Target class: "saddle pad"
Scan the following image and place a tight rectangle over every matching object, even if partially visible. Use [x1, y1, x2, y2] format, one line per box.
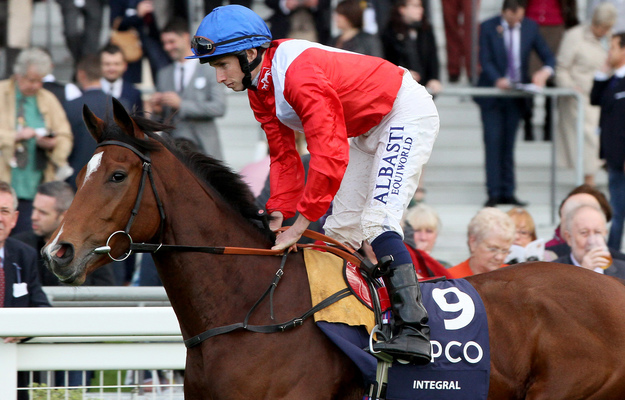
[304, 249, 376, 333]
[386, 278, 490, 400]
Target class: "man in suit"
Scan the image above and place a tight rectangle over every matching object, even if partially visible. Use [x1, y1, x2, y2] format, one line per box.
[591, 32, 625, 252]
[12, 181, 113, 387]
[0, 180, 50, 398]
[555, 204, 625, 279]
[99, 44, 143, 113]
[475, 0, 555, 207]
[65, 54, 111, 190]
[13, 181, 116, 286]
[0, 180, 49, 316]
[148, 18, 226, 159]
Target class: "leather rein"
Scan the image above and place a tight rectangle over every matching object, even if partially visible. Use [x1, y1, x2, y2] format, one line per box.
[92, 139, 367, 348]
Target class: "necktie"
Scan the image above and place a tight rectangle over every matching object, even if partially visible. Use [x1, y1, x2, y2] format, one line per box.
[610, 75, 621, 89]
[507, 27, 517, 83]
[0, 257, 5, 307]
[179, 66, 185, 93]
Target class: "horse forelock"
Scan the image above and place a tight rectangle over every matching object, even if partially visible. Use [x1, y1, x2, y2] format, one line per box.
[96, 114, 275, 242]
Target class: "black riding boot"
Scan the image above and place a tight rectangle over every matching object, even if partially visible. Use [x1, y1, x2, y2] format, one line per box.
[374, 263, 431, 364]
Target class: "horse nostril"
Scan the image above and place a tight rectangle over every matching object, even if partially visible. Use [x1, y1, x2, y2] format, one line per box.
[53, 242, 75, 268]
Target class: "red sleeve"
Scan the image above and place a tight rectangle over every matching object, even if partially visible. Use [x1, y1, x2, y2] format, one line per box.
[283, 62, 350, 222]
[248, 91, 305, 220]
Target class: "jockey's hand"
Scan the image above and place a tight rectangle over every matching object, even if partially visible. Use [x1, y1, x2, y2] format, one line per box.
[269, 211, 284, 232]
[272, 214, 311, 252]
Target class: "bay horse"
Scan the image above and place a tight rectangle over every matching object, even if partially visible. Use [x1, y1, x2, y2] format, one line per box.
[43, 99, 625, 399]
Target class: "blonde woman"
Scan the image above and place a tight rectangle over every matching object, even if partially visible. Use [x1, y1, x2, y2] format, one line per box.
[448, 207, 515, 278]
[403, 203, 450, 267]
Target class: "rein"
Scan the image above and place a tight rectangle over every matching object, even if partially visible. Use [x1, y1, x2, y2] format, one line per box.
[92, 139, 369, 348]
[93, 140, 362, 264]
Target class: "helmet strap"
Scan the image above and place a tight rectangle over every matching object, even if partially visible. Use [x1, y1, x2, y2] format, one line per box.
[236, 48, 266, 90]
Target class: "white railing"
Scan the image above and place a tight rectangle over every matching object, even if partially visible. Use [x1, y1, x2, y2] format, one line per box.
[0, 307, 186, 399]
[42, 286, 171, 307]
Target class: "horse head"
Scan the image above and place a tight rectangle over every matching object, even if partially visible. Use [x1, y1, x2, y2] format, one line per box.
[42, 99, 163, 284]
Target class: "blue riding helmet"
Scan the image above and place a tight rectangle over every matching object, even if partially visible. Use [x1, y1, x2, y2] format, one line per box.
[187, 5, 272, 63]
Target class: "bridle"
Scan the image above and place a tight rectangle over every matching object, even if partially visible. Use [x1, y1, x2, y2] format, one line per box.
[92, 140, 166, 261]
[91, 139, 289, 260]
[91, 139, 359, 261]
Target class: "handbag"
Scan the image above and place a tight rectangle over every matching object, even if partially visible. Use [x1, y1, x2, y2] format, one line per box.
[110, 17, 143, 63]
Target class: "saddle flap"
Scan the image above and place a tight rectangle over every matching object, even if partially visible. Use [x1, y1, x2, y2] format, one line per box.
[344, 260, 391, 312]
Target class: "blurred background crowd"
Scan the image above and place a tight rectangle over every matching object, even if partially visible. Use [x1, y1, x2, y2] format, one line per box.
[0, 0, 624, 292]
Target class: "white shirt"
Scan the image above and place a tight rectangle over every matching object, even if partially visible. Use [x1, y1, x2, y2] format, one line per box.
[100, 78, 124, 99]
[43, 74, 82, 101]
[174, 61, 197, 93]
[594, 63, 625, 81]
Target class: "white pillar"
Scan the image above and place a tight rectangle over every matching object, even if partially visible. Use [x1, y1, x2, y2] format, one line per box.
[0, 342, 18, 400]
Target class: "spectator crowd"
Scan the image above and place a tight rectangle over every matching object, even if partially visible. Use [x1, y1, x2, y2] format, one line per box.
[2, 0, 625, 393]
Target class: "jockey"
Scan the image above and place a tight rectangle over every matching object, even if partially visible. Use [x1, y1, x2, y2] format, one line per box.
[189, 5, 439, 364]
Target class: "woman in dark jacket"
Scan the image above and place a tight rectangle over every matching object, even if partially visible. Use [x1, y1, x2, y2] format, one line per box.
[382, 0, 442, 94]
[330, 0, 383, 57]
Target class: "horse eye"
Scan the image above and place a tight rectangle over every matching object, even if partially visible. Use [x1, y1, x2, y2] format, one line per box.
[111, 172, 127, 182]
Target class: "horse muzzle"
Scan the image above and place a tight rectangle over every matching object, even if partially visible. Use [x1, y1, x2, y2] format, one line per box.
[42, 241, 82, 284]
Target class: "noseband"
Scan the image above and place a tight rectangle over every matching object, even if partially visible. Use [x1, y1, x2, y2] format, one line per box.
[93, 140, 166, 261]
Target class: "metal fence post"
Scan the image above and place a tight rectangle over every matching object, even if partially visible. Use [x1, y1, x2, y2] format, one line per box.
[550, 92, 557, 224]
[574, 91, 585, 186]
[0, 342, 18, 400]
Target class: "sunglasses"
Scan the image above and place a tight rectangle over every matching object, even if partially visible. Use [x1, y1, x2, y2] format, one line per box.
[191, 36, 216, 56]
[190, 34, 272, 57]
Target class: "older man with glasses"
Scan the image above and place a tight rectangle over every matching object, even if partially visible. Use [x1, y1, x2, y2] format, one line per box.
[554, 204, 625, 278]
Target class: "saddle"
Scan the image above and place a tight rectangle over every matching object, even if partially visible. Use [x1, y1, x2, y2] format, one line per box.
[297, 232, 490, 400]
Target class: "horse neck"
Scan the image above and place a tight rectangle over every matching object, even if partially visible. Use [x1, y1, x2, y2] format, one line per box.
[150, 157, 293, 338]
[151, 150, 269, 248]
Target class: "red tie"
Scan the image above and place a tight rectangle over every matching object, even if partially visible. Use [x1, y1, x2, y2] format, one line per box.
[0, 257, 4, 307]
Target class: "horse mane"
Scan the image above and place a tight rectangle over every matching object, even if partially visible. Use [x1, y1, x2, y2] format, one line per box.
[99, 115, 275, 242]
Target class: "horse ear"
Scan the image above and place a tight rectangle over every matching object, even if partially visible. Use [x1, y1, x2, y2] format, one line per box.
[112, 97, 142, 139]
[82, 104, 104, 142]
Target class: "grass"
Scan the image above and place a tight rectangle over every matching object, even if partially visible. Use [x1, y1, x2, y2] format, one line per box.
[88, 370, 134, 393]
